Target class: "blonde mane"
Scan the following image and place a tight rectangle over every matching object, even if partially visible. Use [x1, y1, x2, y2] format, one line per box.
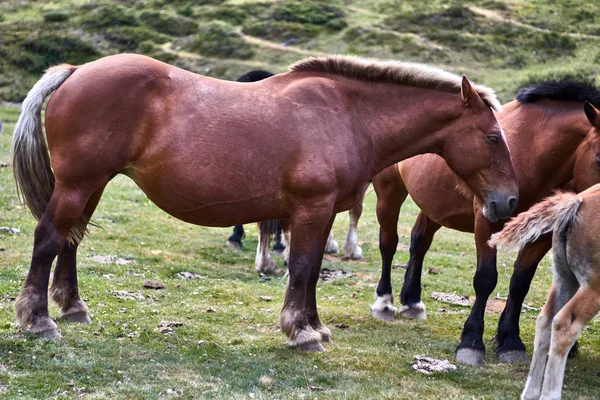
[289, 55, 502, 111]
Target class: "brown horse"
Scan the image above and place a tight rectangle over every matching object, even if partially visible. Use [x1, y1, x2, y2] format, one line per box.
[11, 54, 518, 350]
[371, 82, 600, 364]
[490, 182, 600, 400]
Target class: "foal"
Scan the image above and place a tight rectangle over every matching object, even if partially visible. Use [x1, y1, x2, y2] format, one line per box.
[12, 54, 517, 350]
[490, 180, 600, 400]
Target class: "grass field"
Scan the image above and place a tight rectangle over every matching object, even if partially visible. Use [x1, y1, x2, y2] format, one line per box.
[2, 0, 600, 398]
[3, 104, 600, 399]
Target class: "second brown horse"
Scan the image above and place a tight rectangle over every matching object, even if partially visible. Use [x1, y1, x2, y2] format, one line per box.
[372, 81, 600, 364]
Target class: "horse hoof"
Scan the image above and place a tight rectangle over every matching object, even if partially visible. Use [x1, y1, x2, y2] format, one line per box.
[455, 348, 485, 366]
[226, 240, 242, 251]
[497, 350, 529, 364]
[371, 306, 396, 321]
[398, 302, 426, 320]
[344, 246, 363, 260]
[37, 328, 62, 340]
[325, 239, 339, 254]
[29, 317, 61, 339]
[298, 341, 326, 352]
[61, 310, 91, 323]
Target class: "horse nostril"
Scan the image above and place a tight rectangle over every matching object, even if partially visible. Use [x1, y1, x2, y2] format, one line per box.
[508, 196, 518, 213]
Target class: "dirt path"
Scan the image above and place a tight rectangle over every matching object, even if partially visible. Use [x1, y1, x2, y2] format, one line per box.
[241, 34, 329, 57]
[469, 6, 599, 40]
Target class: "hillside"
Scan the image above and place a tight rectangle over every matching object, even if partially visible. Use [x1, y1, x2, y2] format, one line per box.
[0, 0, 599, 103]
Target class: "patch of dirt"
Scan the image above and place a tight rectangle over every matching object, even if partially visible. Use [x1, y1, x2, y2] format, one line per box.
[90, 255, 133, 265]
[430, 292, 470, 307]
[412, 355, 457, 374]
[175, 271, 205, 280]
[143, 280, 165, 290]
[111, 290, 145, 301]
[320, 268, 354, 282]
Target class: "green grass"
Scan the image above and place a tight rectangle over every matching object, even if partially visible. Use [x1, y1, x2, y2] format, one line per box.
[1, 0, 600, 397]
[2, 100, 600, 399]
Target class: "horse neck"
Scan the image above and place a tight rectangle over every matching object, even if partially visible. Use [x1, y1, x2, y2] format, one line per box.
[504, 101, 589, 190]
[344, 80, 462, 176]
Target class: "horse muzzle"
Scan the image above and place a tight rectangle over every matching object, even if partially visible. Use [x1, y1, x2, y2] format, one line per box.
[482, 192, 518, 223]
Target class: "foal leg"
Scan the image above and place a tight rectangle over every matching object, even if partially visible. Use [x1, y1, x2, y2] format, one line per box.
[50, 186, 106, 323]
[541, 286, 600, 400]
[496, 236, 551, 363]
[280, 206, 333, 351]
[399, 211, 440, 320]
[371, 166, 408, 321]
[280, 219, 291, 266]
[521, 284, 557, 400]
[343, 201, 364, 260]
[254, 221, 276, 274]
[456, 215, 499, 366]
[272, 221, 285, 254]
[15, 185, 92, 338]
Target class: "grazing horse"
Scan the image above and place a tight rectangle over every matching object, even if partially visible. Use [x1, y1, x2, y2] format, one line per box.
[11, 54, 518, 350]
[490, 181, 600, 400]
[371, 82, 600, 365]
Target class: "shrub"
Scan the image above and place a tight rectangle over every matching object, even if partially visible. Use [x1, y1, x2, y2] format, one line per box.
[187, 21, 254, 59]
[139, 10, 198, 36]
[197, 5, 248, 25]
[103, 26, 171, 52]
[9, 34, 99, 74]
[82, 4, 138, 29]
[270, 1, 344, 25]
[43, 10, 70, 22]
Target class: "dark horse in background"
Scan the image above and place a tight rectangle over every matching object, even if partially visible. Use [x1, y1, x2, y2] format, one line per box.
[11, 54, 518, 351]
[371, 81, 600, 365]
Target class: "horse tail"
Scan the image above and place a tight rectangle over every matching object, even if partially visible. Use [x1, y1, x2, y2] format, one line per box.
[11, 64, 78, 226]
[489, 191, 582, 251]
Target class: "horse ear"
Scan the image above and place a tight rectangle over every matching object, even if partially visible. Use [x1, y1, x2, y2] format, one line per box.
[584, 101, 600, 129]
[461, 75, 472, 104]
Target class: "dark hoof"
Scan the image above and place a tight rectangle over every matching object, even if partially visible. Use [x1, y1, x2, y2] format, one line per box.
[61, 310, 92, 323]
[298, 341, 326, 352]
[456, 348, 485, 366]
[226, 240, 242, 250]
[497, 350, 529, 364]
[272, 244, 285, 254]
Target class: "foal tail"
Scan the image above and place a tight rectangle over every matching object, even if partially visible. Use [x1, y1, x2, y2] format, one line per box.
[11, 64, 78, 227]
[489, 192, 582, 251]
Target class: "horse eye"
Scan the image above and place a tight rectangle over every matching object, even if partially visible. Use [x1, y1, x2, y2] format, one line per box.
[595, 157, 600, 166]
[486, 135, 499, 145]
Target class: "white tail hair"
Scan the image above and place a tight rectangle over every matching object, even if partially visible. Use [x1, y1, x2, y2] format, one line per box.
[489, 192, 582, 251]
[11, 64, 80, 241]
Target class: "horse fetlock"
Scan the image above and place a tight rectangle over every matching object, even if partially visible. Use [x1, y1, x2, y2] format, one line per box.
[14, 287, 43, 328]
[324, 238, 339, 254]
[399, 301, 426, 320]
[314, 324, 331, 342]
[255, 257, 276, 274]
[455, 347, 485, 366]
[371, 294, 397, 321]
[226, 239, 243, 251]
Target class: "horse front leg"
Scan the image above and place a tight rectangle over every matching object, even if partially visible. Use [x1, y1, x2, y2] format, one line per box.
[280, 206, 333, 351]
[306, 216, 336, 342]
[255, 221, 276, 274]
[496, 235, 551, 363]
[456, 214, 500, 366]
[15, 186, 92, 338]
[399, 211, 440, 320]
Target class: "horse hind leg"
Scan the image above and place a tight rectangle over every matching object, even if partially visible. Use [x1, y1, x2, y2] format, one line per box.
[49, 185, 106, 323]
[254, 221, 276, 274]
[343, 201, 364, 260]
[15, 184, 95, 338]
